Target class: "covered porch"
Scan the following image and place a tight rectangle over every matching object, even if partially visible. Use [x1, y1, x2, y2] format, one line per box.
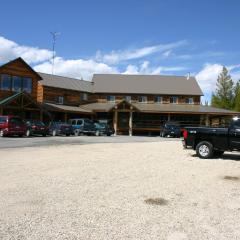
[0, 92, 51, 121]
[81, 100, 239, 136]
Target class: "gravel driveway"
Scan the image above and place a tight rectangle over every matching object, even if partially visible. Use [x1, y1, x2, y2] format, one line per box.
[0, 141, 240, 239]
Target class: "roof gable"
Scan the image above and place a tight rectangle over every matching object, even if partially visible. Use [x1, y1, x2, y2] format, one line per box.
[93, 74, 203, 96]
[0, 58, 42, 80]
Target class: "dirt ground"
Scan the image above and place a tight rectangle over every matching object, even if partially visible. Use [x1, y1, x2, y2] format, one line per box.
[0, 141, 240, 240]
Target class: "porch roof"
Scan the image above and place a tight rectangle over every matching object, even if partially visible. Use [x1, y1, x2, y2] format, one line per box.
[43, 103, 93, 114]
[80, 101, 240, 115]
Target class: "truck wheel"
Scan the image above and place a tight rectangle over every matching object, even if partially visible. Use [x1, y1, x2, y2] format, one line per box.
[214, 150, 224, 157]
[196, 141, 213, 159]
[74, 129, 79, 136]
[25, 129, 31, 137]
[0, 130, 4, 137]
[95, 130, 100, 136]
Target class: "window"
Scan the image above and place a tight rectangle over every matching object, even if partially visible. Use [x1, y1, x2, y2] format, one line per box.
[123, 96, 131, 102]
[77, 120, 83, 125]
[82, 93, 88, 101]
[185, 97, 194, 104]
[154, 96, 162, 103]
[138, 96, 147, 103]
[170, 96, 178, 104]
[57, 96, 64, 104]
[22, 77, 32, 93]
[1, 74, 11, 90]
[106, 96, 115, 102]
[12, 76, 22, 92]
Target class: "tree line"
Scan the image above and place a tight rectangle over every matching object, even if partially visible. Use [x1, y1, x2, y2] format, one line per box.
[211, 66, 240, 111]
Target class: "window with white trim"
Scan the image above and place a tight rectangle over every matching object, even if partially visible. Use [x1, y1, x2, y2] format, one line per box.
[185, 97, 194, 104]
[106, 95, 115, 102]
[123, 96, 131, 102]
[138, 96, 147, 103]
[154, 96, 162, 103]
[170, 96, 178, 104]
[57, 96, 64, 104]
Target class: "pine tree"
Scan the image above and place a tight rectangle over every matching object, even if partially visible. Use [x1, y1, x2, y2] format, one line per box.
[233, 80, 240, 111]
[211, 66, 234, 109]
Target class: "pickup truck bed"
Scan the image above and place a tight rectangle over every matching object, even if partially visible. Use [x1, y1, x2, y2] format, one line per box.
[183, 118, 240, 158]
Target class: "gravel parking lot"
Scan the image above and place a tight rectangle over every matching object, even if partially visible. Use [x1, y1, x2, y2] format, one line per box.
[0, 139, 240, 240]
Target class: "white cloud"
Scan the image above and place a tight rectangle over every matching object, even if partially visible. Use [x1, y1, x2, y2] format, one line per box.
[0, 35, 188, 80]
[0, 36, 52, 64]
[34, 57, 117, 80]
[195, 63, 240, 97]
[96, 40, 188, 64]
[195, 63, 223, 94]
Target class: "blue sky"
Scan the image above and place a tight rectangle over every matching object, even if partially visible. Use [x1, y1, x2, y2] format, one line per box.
[1, 0, 240, 102]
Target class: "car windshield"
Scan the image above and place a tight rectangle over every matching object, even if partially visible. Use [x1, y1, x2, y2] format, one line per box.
[0, 117, 7, 123]
[34, 121, 45, 126]
[167, 124, 180, 129]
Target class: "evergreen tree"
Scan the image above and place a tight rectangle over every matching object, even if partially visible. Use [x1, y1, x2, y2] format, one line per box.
[211, 66, 234, 109]
[233, 80, 240, 111]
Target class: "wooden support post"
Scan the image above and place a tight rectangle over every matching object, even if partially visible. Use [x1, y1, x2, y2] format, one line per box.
[129, 111, 133, 136]
[64, 113, 68, 122]
[205, 114, 210, 126]
[40, 110, 43, 121]
[114, 110, 118, 136]
[168, 113, 171, 121]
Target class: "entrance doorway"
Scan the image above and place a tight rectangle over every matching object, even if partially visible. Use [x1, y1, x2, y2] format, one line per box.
[117, 112, 130, 134]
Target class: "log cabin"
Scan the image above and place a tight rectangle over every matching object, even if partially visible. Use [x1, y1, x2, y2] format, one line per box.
[0, 57, 239, 135]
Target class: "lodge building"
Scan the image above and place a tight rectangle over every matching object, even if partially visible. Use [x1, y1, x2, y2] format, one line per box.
[0, 58, 239, 135]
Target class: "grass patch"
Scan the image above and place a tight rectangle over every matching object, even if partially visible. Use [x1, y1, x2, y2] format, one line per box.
[223, 176, 239, 181]
[144, 198, 168, 206]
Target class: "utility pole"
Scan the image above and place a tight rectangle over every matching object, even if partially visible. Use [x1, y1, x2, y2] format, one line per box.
[50, 32, 60, 75]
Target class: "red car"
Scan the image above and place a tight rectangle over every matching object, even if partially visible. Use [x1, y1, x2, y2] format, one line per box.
[0, 115, 27, 137]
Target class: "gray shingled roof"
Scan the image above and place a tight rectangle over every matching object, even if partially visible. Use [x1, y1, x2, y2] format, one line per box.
[92, 74, 203, 95]
[44, 103, 92, 114]
[38, 72, 93, 92]
[80, 101, 239, 115]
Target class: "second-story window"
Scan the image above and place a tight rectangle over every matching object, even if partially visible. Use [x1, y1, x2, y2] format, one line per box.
[1, 74, 11, 91]
[57, 96, 64, 104]
[139, 96, 147, 103]
[123, 96, 131, 102]
[82, 93, 88, 101]
[185, 97, 194, 104]
[22, 77, 32, 93]
[106, 96, 115, 102]
[12, 76, 22, 92]
[170, 96, 178, 104]
[154, 96, 162, 103]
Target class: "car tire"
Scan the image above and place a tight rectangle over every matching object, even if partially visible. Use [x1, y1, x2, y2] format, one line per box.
[42, 134, 47, 137]
[95, 130, 100, 136]
[25, 129, 31, 137]
[214, 150, 224, 157]
[52, 130, 57, 137]
[66, 133, 70, 136]
[0, 130, 4, 137]
[74, 129, 79, 136]
[196, 141, 214, 159]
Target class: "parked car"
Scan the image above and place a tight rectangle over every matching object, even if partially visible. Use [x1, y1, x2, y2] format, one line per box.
[183, 117, 240, 159]
[68, 118, 96, 136]
[94, 122, 114, 136]
[160, 122, 181, 138]
[48, 122, 73, 136]
[0, 115, 27, 137]
[25, 120, 48, 137]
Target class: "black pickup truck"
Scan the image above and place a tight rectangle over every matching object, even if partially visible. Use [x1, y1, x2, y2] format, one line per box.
[183, 117, 240, 159]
